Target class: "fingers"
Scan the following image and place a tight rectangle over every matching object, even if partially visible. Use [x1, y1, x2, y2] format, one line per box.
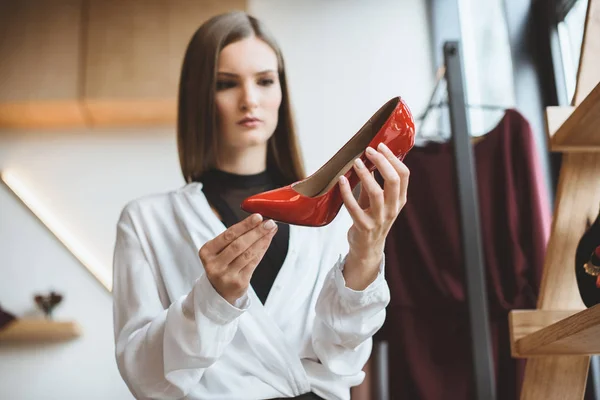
[237, 228, 278, 279]
[216, 217, 278, 268]
[202, 213, 263, 256]
[198, 215, 278, 305]
[342, 143, 411, 230]
[376, 142, 410, 211]
[353, 154, 385, 217]
[365, 146, 401, 216]
[339, 174, 370, 228]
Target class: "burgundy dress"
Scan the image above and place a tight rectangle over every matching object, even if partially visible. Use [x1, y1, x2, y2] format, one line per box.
[376, 109, 551, 399]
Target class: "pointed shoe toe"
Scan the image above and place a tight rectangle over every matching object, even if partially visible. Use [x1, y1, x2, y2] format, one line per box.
[241, 96, 415, 227]
[241, 184, 344, 227]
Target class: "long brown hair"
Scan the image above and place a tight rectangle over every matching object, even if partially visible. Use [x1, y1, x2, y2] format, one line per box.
[177, 11, 305, 185]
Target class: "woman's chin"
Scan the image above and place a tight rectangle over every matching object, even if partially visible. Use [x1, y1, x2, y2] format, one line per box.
[235, 129, 273, 146]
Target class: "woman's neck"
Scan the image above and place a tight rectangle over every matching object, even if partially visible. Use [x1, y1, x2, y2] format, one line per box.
[216, 143, 268, 175]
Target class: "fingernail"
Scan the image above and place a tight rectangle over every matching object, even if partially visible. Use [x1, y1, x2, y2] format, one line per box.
[251, 214, 262, 224]
[366, 147, 376, 155]
[339, 175, 347, 185]
[263, 219, 276, 230]
[354, 158, 365, 169]
[378, 142, 390, 152]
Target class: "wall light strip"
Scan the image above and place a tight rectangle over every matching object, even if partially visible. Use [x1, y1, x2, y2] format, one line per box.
[1, 169, 112, 292]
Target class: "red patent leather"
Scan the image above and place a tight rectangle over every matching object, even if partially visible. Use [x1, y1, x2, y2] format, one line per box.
[241, 97, 415, 227]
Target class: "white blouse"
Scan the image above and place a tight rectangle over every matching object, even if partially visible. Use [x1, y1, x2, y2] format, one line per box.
[112, 182, 390, 400]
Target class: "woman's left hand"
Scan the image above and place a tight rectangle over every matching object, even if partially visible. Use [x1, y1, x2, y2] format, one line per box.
[338, 142, 410, 291]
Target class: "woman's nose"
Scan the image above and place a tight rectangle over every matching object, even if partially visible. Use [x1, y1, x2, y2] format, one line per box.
[240, 84, 259, 111]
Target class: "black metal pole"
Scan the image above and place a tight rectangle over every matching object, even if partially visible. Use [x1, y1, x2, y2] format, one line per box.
[444, 40, 497, 400]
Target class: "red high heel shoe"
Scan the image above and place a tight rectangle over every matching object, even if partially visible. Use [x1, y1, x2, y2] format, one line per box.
[241, 96, 415, 227]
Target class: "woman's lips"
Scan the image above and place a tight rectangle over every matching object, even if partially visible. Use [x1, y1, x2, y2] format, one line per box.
[238, 118, 262, 128]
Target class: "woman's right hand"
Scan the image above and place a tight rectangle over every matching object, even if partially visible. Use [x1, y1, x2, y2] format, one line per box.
[198, 213, 278, 305]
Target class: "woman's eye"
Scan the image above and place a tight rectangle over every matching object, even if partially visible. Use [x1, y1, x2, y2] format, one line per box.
[216, 80, 236, 90]
[259, 78, 275, 86]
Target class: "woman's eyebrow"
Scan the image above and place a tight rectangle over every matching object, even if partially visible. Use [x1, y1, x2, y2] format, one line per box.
[217, 69, 277, 77]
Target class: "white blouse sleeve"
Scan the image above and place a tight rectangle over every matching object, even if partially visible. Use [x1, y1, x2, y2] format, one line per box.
[112, 205, 248, 399]
[311, 210, 390, 377]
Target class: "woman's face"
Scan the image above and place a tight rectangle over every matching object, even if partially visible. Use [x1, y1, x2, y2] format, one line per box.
[215, 36, 282, 152]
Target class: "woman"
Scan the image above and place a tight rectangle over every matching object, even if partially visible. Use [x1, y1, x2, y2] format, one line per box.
[112, 11, 410, 400]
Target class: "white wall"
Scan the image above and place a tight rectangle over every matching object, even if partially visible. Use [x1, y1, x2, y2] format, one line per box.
[0, 175, 134, 400]
[0, 1, 433, 398]
[0, 130, 179, 400]
[249, 0, 434, 173]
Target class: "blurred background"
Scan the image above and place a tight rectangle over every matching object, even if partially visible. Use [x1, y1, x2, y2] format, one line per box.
[0, 0, 590, 399]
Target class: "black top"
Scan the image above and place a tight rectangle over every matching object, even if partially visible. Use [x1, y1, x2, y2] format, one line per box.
[200, 168, 289, 305]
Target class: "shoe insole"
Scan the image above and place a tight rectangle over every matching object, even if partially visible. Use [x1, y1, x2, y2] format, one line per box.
[292, 97, 398, 199]
[316, 154, 361, 196]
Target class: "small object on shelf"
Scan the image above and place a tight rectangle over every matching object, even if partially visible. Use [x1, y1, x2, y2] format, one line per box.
[34, 291, 63, 319]
[575, 206, 600, 308]
[582, 246, 600, 287]
[0, 305, 16, 330]
[0, 319, 81, 342]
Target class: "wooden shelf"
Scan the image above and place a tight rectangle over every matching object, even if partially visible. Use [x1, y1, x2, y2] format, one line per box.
[0, 319, 81, 342]
[0, 101, 88, 130]
[545, 81, 600, 152]
[545, 106, 574, 146]
[84, 98, 176, 127]
[0, 98, 176, 130]
[509, 306, 600, 358]
[514, 1, 600, 398]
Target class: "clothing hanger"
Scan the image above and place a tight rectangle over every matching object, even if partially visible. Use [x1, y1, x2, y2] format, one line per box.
[424, 101, 507, 113]
[416, 64, 507, 143]
[416, 65, 446, 125]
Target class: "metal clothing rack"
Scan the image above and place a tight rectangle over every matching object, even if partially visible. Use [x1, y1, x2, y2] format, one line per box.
[373, 41, 497, 400]
[444, 40, 497, 400]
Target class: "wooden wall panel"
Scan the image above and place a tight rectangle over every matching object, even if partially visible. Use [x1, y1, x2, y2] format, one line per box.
[83, 0, 246, 100]
[84, 0, 173, 100]
[0, 0, 82, 101]
[0, 0, 85, 127]
[0, 0, 246, 129]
